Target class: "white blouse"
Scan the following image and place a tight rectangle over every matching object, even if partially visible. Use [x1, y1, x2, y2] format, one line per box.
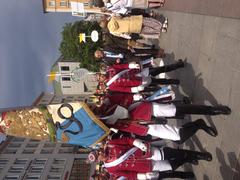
[106, 0, 133, 14]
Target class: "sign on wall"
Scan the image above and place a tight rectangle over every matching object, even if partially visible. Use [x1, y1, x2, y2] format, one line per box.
[79, 30, 99, 43]
[71, 2, 85, 17]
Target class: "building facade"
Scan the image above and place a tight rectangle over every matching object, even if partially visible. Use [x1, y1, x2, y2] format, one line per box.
[0, 91, 97, 180]
[49, 57, 98, 96]
[58, 61, 98, 95]
[33, 92, 99, 106]
[43, 0, 87, 12]
[0, 136, 93, 180]
[42, 0, 103, 14]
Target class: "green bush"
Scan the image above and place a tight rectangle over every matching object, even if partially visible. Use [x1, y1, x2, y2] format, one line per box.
[59, 21, 103, 72]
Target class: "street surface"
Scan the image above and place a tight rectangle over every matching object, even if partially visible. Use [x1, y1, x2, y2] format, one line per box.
[161, 0, 240, 19]
[157, 9, 240, 180]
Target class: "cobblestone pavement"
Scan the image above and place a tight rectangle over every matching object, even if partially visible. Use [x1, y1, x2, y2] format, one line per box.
[157, 10, 240, 180]
[161, 0, 240, 19]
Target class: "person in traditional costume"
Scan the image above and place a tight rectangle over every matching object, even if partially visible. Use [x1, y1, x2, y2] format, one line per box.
[89, 87, 230, 143]
[93, 84, 177, 115]
[103, 31, 155, 51]
[128, 101, 231, 121]
[94, 44, 165, 65]
[91, 94, 231, 122]
[103, 0, 165, 15]
[100, 15, 167, 39]
[90, 98, 223, 143]
[108, 118, 219, 143]
[96, 60, 184, 93]
[88, 137, 212, 180]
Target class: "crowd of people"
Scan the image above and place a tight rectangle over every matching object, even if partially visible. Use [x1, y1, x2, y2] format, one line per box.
[82, 1, 232, 179]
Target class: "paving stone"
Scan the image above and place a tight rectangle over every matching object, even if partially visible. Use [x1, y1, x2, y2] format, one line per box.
[158, 10, 240, 180]
[161, 0, 240, 19]
[208, 61, 233, 104]
[218, 18, 240, 40]
[199, 17, 220, 56]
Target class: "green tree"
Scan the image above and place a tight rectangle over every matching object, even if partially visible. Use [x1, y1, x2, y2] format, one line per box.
[59, 21, 103, 72]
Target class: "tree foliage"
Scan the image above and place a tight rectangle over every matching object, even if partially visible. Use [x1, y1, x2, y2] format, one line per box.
[59, 21, 103, 72]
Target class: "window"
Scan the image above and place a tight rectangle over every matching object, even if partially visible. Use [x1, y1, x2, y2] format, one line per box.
[60, 1, 67, 7]
[63, 96, 74, 103]
[43, 143, 56, 148]
[22, 149, 35, 154]
[62, 77, 71, 81]
[69, 159, 90, 179]
[3, 149, 17, 154]
[47, 175, 61, 180]
[8, 166, 24, 173]
[60, 66, 69, 71]
[12, 137, 25, 142]
[76, 96, 85, 101]
[8, 143, 21, 148]
[67, 96, 74, 100]
[29, 139, 40, 142]
[0, 166, 3, 173]
[0, 159, 8, 165]
[60, 143, 73, 148]
[29, 166, 44, 173]
[52, 159, 66, 165]
[4, 175, 19, 180]
[14, 159, 28, 165]
[25, 175, 41, 180]
[58, 148, 73, 154]
[63, 86, 71, 88]
[32, 158, 47, 165]
[49, 1, 55, 7]
[88, 97, 96, 103]
[26, 143, 38, 148]
[49, 166, 64, 173]
[40, 149, 54, 154]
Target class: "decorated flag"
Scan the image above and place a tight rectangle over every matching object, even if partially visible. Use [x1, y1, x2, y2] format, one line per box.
[0, 102, 110, 148]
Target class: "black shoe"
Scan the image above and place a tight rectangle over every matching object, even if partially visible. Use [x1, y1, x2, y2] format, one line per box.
[186, 151, 212, 162]
[196, 119, 218, 137]
[181, 172, 195, 179]
[158, 171, 195, 179]
[171, 79, 180, 85]
[183, 96, 192, 104]
[215, 105, 231, 115]
[177, 59, 185, 68]
[195, 152, 212, 161]
[153, 117, 167, 124]
[173, 171, 195, 179]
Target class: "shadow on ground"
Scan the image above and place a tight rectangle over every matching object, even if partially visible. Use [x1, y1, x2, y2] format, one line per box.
[216, 147, 240, 180]
[162, 52, 222, 179]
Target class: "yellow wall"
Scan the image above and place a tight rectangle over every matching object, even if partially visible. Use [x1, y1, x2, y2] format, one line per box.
[43, 0, 101, 12]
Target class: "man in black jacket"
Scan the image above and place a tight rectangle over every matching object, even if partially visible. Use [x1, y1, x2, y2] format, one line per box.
[94, 45, 164, 65]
